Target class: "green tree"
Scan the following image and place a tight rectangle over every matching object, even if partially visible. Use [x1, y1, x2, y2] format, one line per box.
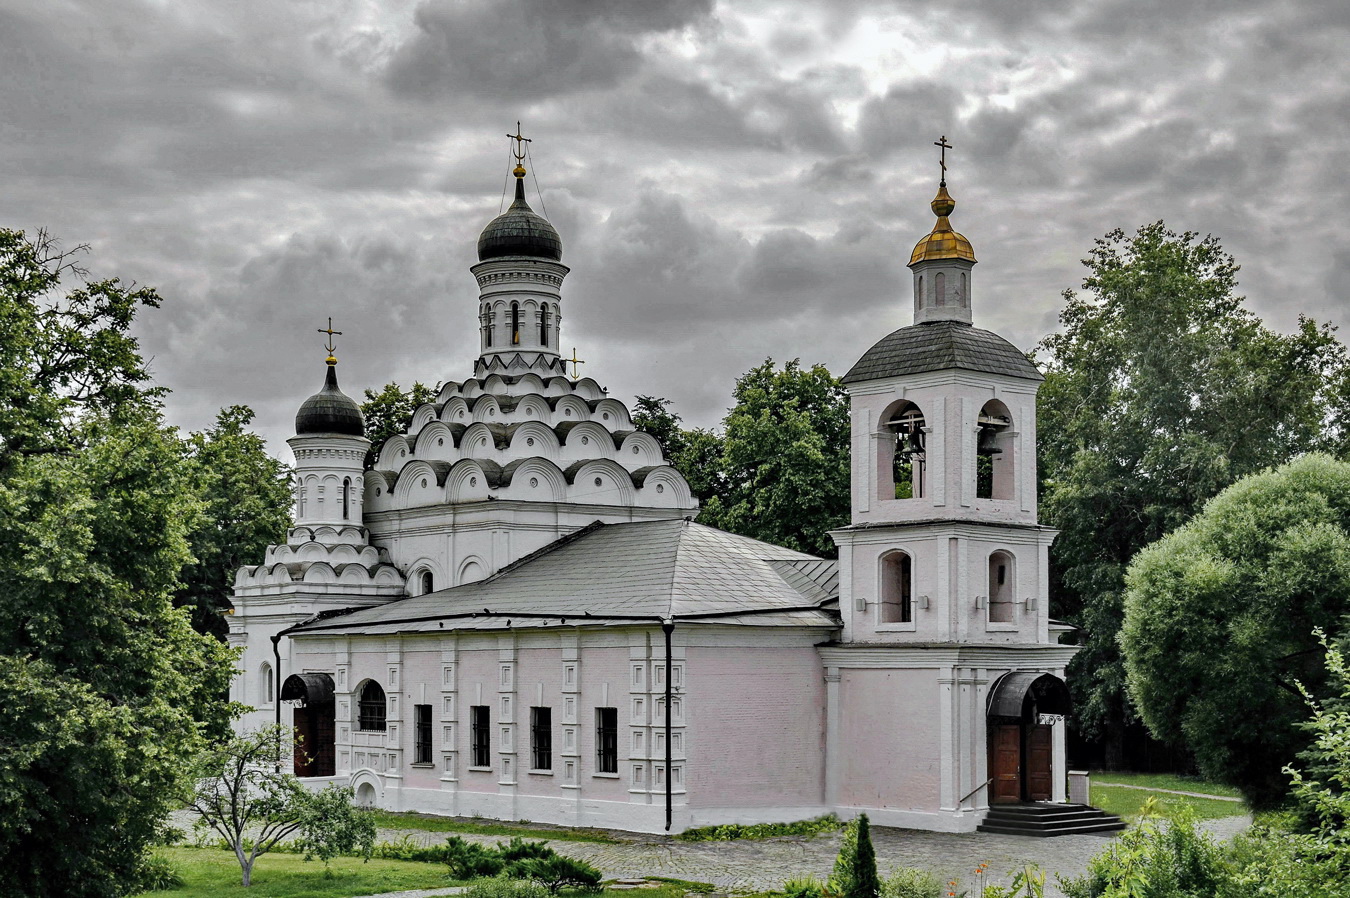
[0, 228, 237, 898]
[361, 381, 435, 469]
[189, 726, 373, 885]
[1121, 454, 1350, 807]
[1037, 222, 1350, 765]
[176, 406, 292, 638]
[830, 814, 879, 898]
[631, 395, 727, 506]
[698, 359, 850, 557]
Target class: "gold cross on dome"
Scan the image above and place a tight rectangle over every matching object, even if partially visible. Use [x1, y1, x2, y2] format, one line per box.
[568, 347, 586, 380]
[317, 317, 342, 361]
[508, 122, 532, 165]
[934, 135, 952, 184]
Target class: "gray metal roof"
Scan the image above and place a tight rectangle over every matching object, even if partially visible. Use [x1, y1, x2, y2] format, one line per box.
[293, 520, 840, 636]
[842, 320, 1043, 384]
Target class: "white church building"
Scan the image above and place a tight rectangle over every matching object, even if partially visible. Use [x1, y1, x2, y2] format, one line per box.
[229, 141, 1094, 835]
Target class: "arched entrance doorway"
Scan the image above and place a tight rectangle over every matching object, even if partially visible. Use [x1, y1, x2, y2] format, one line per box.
[281, 672, 336, 777]
[987, 671, 1070, 804]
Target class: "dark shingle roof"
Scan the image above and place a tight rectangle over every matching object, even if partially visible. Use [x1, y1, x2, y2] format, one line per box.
[842, 320, 1042, 384]
[291, 520, 840, 636]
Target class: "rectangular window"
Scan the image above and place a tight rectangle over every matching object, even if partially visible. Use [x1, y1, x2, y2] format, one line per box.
[596, 707, 618, 773]
[531, 707, 552, 770]
[470, 705, 490, 767]
[414, 704, 433, 765]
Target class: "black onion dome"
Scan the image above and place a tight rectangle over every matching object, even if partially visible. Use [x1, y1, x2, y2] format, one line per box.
[477, 178, 563, 261]
[296, 363, 365, 436]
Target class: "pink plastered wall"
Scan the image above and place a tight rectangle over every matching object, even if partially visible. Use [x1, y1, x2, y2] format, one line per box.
[685, 643, 826, 808]
[836, 668, 941, 809]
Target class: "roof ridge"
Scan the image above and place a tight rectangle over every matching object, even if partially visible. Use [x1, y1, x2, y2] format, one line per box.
[482, 519, 608, 583]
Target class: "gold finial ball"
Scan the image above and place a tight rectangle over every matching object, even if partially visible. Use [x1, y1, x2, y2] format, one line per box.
[513, 163, 527, 178]
[326, 354, 337, 366]
[931, 185, 956, 218]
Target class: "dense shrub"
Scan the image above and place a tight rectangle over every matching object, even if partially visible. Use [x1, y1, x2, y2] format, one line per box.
[1057, 809, 1234, 898]
[678, 815, 842, 841]
[517, 855, 604, 894]
[131, 854, 184, 893]
[445, 836, 507, 879]
[879, 867, 942, 898]
[783, 875, 826, 898]
[499, 837, 555, 864]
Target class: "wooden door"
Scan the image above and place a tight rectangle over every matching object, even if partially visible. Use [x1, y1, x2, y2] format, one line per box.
[1026, 724, 1053, 801]
[991, 724, 1021, 804]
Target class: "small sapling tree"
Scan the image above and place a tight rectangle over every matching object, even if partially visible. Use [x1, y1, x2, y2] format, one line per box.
[189, 725, 372, 885]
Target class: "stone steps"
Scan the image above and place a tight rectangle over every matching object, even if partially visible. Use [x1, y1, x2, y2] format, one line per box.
[977, 802, 1127, 838]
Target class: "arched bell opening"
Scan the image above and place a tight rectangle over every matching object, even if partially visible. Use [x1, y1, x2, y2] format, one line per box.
[880, 400, 927, 500]
[976, 399, 1014, 500]
[987, 672, 1070, 804]
[281, 672, 336, 777]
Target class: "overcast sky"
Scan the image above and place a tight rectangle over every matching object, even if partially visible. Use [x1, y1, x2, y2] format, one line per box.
[4, 0, 1348, 460]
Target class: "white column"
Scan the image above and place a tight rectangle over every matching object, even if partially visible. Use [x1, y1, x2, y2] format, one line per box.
[1052, 716, 1068, 803]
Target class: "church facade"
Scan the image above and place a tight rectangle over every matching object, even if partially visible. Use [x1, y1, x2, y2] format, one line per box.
[229, 142, 1077, 834]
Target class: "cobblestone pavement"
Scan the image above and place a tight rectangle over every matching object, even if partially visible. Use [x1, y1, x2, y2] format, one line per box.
[172, 811, 1251, 898]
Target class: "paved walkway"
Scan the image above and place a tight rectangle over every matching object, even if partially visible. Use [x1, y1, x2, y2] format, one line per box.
[173, 810, 1250, 898]
[1092, 782, 1242, 802]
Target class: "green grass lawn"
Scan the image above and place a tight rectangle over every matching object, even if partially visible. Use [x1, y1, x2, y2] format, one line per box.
[1089, 784, 1246, 822]
[368, 810, 622, 844]
[149, 846, 462, 898]
[1089, 770, 1243, 798]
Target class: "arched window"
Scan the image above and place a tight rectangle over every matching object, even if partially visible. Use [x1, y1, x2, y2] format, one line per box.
[960, 272, 968, 306]
[420, 571, 434, 595]
[989, 551, 1015, 623]
[297, 485, 306, 518]
[342, 478, 351, 520]
[484, 311, 493, 348]
[357, 681, 387, 732]
[935, 272, 946, 307]
[917, 275, 924, 311]
[539, 307, 548, 345]
[976, 400, 1014, 500]
[511, 302, 521, 345]
[260, 662, 273, 704]
[880, 552, 913, 623]
[881, 401, 925, 500]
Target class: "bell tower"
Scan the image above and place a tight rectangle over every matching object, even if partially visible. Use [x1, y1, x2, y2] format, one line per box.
[821, 140, 1076, 832]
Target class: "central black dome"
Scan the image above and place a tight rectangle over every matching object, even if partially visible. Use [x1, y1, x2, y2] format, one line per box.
[296, 363, 365, 437]
[477, 178, 563, 262]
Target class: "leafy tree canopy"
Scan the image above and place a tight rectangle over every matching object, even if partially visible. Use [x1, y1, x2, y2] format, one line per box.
[176, 405, 292, 638]
[0, 228, 237, 897]
[1036, 221, 1350, 757]
[694, 359, 850, 557]
[1122, 454, 1350, 808]
[360, 381, 435, 469]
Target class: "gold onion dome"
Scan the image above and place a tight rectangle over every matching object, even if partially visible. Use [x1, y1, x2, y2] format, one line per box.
[908, 183, 976, 265]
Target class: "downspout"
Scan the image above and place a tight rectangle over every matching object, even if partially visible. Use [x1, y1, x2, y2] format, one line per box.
[271, 633, 283, 771]
[662, 618, 674, 832]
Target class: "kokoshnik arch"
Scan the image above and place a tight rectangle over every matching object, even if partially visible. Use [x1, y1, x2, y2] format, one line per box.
[227, 131, 1086, 834]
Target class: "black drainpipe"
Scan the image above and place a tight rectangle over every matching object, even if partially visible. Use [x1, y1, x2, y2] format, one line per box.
[662, 618, 674, 832]
[271, 633, 283, 771]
